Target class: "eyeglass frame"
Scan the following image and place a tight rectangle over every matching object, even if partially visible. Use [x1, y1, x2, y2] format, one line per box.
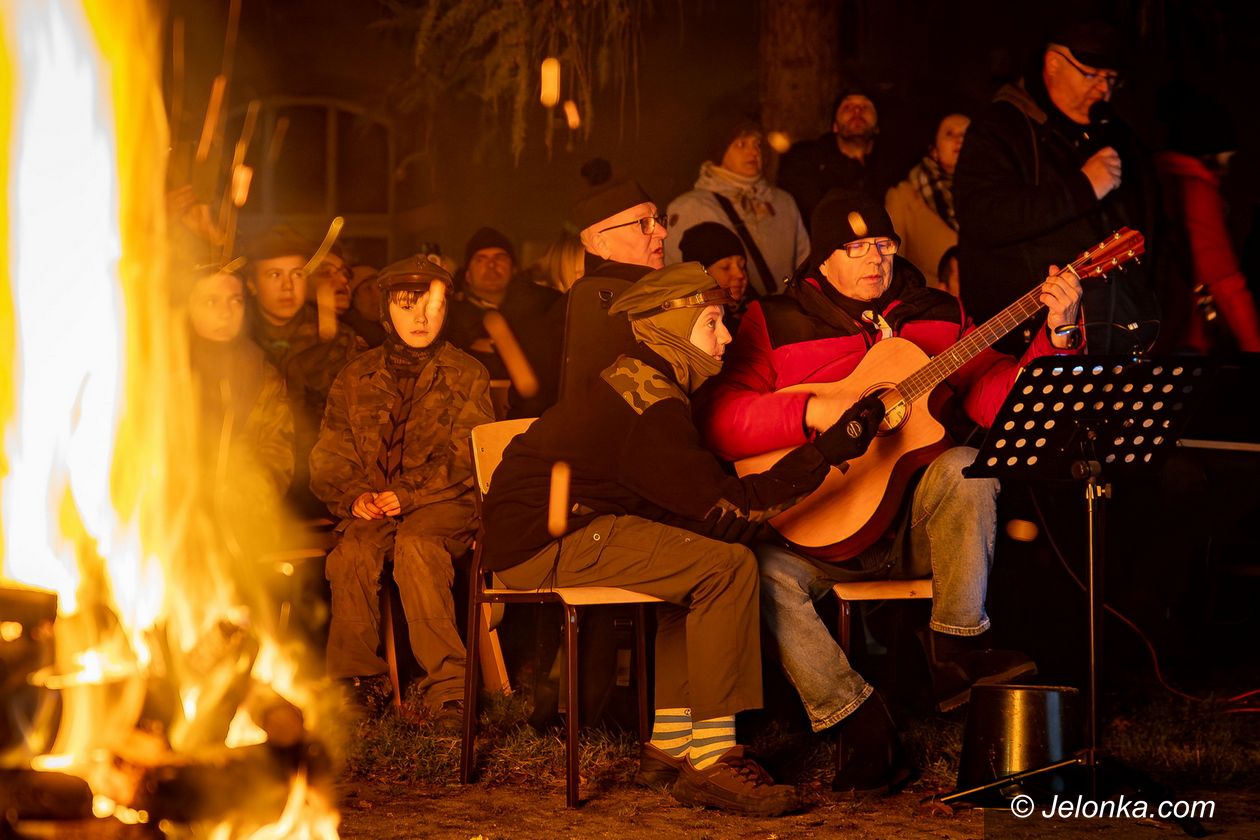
[310, 263, 353, 281]
[598, 213, 668, 236]
[1050, 48, 1124, 90]
[840, 238, 899, 259]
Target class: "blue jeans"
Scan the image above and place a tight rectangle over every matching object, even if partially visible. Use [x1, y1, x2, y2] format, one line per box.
[756, 446, 999, 731]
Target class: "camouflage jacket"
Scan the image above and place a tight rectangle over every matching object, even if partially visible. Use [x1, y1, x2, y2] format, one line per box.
[249, 303, 367, 426]
[309, 341, 494, 521]
[481, 348, 834, 571]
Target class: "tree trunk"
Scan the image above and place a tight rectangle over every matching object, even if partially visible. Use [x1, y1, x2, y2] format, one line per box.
[759, 0, 841, 158]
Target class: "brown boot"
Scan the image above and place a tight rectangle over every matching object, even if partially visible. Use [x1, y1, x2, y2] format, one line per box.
[830, 692, 913, 796]
[919, 629, 1037, 712]
[634, 742, 685, 789]
[671, 746, 801, 816]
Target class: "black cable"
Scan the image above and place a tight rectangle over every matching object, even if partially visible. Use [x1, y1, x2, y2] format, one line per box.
[1025, 484, 1219, 705]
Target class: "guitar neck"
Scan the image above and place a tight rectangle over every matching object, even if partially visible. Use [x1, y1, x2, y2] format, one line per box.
[897, 285, 1045, 403]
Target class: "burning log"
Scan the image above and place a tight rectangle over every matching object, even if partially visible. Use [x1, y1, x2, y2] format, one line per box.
[135, 739, 334, 827]
[0, 767, 94, 821]
[1, 587, 59, 765]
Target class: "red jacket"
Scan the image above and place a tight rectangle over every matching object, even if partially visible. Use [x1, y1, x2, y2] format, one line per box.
[697, 261, 1075, 461]
[1155, 151, 1260, 353]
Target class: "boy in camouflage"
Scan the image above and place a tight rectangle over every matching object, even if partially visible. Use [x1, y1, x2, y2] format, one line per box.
[310, 255, 493, 727]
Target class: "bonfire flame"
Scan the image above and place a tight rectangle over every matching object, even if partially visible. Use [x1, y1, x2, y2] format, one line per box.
[0, 1, 338, 835]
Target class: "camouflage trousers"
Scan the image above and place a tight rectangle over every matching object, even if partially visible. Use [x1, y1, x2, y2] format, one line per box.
[325, 499, 475, 709]
[497, 514, 762, 722]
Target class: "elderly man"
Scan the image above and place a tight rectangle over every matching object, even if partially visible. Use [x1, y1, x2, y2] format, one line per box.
[445, 226, 563, 417]
[954, 19, 1161, 354]
[696, 189, 1083, 795]
[664, 116, 809, 296]
[483, 262, 881, 815]
[778, 90, 899, 223]
[575, 159, 668, 278]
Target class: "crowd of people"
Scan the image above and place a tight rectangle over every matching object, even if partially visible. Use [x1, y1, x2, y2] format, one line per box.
[173, 17, 1255, 817]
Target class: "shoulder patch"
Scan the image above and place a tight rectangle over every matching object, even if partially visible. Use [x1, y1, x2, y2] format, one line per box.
[601, 356, 687, 415]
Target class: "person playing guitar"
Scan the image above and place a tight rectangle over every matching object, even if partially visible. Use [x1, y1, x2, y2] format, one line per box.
[694, 188, 1086, 796]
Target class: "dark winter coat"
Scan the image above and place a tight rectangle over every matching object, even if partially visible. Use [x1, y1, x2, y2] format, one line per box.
[953, 75, 1161, 354]
[481, 347, 834, 572]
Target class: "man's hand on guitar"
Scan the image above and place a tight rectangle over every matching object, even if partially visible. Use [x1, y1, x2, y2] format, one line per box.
[1041, 264, 1084, 349]
[814, 395, 886, 466]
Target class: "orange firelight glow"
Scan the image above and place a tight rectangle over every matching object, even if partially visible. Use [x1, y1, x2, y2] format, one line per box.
[0, 1, 338, 835]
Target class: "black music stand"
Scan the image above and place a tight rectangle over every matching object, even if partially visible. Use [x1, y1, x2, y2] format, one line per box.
[941, 354, 1211, 811]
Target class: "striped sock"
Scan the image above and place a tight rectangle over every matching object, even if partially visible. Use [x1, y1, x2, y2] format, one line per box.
[689, 715, 737, 769]
[648, 707, 691, 758]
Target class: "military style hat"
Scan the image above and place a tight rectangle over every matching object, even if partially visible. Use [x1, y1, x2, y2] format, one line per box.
[376, 252, 454, 293]
[609, 262, 732, 321]
[242, 225, 313, 263]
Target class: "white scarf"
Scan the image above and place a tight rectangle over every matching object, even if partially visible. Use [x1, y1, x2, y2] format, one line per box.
[694, 162, 776, 221]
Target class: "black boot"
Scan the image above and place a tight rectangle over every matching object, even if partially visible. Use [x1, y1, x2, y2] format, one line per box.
[918, 628, 1037, 712]
[830, 691, 913, 796]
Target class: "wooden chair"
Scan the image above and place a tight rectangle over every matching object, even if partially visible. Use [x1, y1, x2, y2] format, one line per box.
[459, 418, 661, 808]
[832, 578, 933, 655]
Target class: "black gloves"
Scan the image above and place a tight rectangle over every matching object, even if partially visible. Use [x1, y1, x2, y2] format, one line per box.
[814, 395, 886, 466]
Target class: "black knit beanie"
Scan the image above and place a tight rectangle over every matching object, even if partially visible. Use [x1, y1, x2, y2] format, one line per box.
[463, 226, 516, 266]
[573, 158, 654, 231]
[679, 222, 745, 269]
[805, 189, 900, 272]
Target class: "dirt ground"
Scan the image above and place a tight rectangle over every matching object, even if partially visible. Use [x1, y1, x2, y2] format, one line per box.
[335, 779, 1260, 840]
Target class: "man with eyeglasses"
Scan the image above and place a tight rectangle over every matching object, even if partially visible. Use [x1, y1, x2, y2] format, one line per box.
[574, 158, 668, 276]
[954, 18, 1161, 355]
[696, 189, 1082, 797]
[243, 225, 366, 516]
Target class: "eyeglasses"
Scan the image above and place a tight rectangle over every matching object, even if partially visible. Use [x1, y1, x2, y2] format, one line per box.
[841, 239, 898, 259]
[599, 213, 668, 236]
[1051, 49, 1124, 90]
[311, 265, 352, 281]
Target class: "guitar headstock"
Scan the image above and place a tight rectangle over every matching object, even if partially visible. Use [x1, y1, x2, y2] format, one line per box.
[1071, 228, 1146, 279]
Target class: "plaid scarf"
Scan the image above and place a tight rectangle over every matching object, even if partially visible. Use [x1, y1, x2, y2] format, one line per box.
[910, 155, 957, 231]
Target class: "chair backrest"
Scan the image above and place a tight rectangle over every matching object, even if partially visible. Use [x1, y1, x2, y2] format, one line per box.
[470, 418, 537, 497]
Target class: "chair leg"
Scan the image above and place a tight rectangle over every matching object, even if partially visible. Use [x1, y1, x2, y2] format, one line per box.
[564, 605, 581, 808]
[381, 592, 403, 712]
[634, 604, 650, 743]
[459, 599, 484, 786]
[838, 598, 853, 656]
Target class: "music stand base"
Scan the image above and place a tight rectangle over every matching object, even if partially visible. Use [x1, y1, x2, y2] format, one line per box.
[937, 750, 1208, 838]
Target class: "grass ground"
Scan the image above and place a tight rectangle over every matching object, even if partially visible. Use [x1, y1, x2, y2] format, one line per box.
[334, 676, 1260, 839]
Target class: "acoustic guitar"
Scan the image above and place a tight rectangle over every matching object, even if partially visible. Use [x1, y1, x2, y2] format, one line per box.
[734, 228, 1146, 561]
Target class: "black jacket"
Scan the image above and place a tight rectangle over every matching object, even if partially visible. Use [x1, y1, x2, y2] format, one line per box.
[445, 277, 564, 417]
[953, 74, 1162, 354]
[481, 348, 832, 571]
[777, 132, 899, 224]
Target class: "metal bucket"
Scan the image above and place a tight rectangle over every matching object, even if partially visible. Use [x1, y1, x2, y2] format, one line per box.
[956, 683, 1082, 798]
